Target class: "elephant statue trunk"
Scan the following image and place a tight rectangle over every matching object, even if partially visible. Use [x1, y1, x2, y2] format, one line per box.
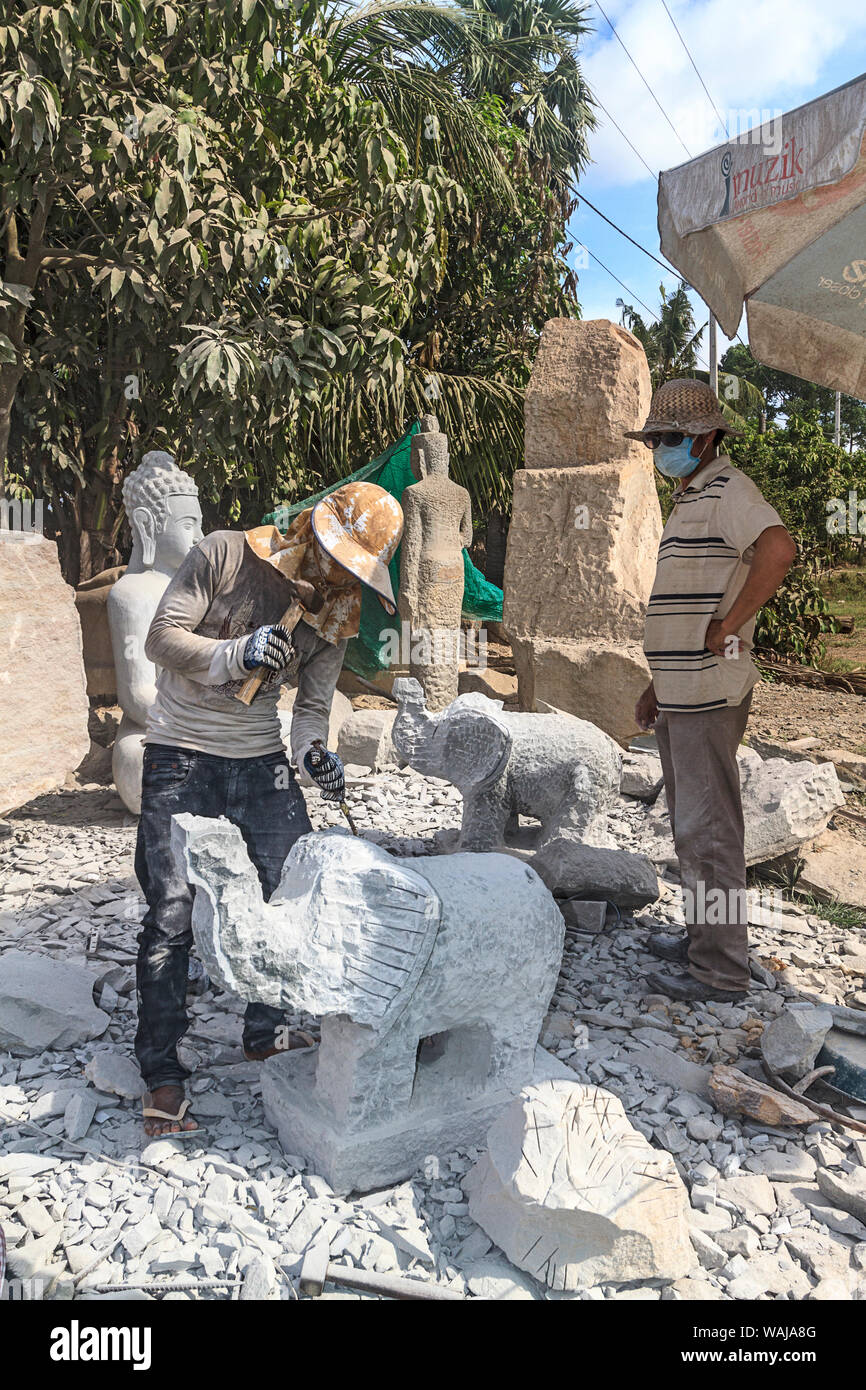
[390, 677, 444, 780]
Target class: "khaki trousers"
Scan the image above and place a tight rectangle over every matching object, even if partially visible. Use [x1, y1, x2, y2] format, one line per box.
[654, 692, 753, 993]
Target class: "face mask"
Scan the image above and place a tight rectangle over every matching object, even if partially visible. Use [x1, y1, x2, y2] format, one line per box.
[654, 436, 697, 478]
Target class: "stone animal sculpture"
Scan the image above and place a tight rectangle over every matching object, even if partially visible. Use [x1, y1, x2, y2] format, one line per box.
[172, 815, 564, 1192]
[391, 676, 622, 853]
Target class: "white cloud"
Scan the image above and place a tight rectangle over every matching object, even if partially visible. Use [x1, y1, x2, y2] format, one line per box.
[582, 0, 866, 186]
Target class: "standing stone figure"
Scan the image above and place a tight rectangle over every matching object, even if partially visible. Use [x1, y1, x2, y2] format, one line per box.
[398, 415, 472, 710]
[108, 452, 203, 813]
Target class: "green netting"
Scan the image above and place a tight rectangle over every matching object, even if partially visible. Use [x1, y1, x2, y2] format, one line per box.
[262, 422, 503, 678]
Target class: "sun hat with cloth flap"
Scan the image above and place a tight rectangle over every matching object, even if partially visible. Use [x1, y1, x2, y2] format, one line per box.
[311, 481, 404, 615]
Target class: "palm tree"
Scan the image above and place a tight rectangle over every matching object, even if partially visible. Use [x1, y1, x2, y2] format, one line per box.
[618, 283, 705, 388]
[448, 0, 597, 181]
[618, 288, 764, 427]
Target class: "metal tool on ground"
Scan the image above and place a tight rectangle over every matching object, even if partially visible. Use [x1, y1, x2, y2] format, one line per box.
[234, 579, 323, 706]
[299, 1243, 464, 1301]
[308, 738, 358, 835]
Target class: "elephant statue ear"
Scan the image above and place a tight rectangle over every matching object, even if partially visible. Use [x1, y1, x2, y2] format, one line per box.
[435, 693, 513, 792]
[273, 834, 442, 1035]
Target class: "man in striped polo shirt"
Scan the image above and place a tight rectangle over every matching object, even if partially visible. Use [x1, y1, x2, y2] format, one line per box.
[628, 379, 796, 1002]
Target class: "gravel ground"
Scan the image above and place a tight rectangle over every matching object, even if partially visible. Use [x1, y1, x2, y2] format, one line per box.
[2, 770, 866, 1302]
[749, 678, 866, 754]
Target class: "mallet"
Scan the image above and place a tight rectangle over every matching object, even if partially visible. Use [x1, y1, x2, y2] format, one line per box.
[233, 579, 324, 706]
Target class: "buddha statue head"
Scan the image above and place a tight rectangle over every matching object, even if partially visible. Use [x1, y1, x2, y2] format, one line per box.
[122, 451, 203, 575]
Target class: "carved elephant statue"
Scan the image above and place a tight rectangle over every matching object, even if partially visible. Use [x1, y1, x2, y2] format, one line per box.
[391, 676, 622, 852]
[171, 815, 564, 1187]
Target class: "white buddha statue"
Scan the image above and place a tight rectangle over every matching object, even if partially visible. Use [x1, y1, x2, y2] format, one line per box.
[108, 452, 203, 812]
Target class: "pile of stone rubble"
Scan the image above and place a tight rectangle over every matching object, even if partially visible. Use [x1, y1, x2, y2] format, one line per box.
[1, 760, 866, 1301]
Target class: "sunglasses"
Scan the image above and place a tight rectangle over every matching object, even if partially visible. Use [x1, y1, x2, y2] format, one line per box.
[642, 431, 687, 451]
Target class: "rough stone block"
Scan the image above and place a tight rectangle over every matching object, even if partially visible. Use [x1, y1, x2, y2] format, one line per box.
[524, 319, 651, 469]
[510, 635, 651, 750]
[737, 749, 846, 866]
[503, 322, 661, 749]
[336, 708, 401, 772]
[0, 534, 90, 814]
[796, 831, 866, 909]
[85, 1049, 146, 1100]
[457, 668, 518, 703]
[0, 950, 109, 1054]
[534, 835, 660, 909]
[465, 1081, 695, 1289]
[505, 464, 659, 643]
[760, 1005, 833, 1083]
[620, 749, 664, 800]
[559, 899, 607, 933]
[816, 1167, 866, 1226]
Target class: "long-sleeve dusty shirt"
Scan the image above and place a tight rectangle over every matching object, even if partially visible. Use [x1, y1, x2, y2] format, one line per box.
[144, 530, 345, 764]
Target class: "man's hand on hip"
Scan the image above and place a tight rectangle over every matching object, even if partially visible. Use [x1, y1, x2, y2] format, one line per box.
[635, 682, 659, 731]
[243, 623, 294, 672]
[705, 619, 743, 659]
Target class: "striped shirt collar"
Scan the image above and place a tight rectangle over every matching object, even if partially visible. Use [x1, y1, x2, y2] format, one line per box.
[672, 452, 731, 503]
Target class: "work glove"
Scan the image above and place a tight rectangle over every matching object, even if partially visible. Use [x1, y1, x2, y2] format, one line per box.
[303, 741, 345, 803]
[242, 623, 293, 672]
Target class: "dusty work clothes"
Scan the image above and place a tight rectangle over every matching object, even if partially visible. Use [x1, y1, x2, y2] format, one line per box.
[644, 456, 783, 713]
[654, 692, 753, 993]
[145, 529, 346, 767]
[134, 745, 312, 1089]
[135, 527, 348, 1089]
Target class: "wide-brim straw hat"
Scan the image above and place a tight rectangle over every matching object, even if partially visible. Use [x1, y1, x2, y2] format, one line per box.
[312, 481, 404, 614]
[624, 377, 742, 440]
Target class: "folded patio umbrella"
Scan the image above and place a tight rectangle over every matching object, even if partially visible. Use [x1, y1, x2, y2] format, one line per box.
[658, 74, 866, 398]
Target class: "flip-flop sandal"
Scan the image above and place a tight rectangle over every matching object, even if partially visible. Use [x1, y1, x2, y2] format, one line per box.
[243, 1029, 316, 1061]
[141, 1095, 203, 1137]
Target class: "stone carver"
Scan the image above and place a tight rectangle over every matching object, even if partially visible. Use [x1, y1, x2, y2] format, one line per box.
[391, 675, 622, 853]
[398, 413, 472, 710]
[172, 816, 565, 1193]
[630, 379, 796, 1003]
[132, 477, 403, 1136]
[108, 452, 203, 813]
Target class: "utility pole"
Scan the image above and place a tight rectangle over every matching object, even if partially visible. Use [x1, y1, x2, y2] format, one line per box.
[709, 312, 718, 396]
[834, 390, 841, 447]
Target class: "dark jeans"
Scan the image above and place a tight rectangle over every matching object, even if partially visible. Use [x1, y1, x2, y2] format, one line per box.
[134, 743, 312, 1090]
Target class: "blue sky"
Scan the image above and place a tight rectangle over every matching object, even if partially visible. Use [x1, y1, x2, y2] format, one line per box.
[571, 0, 866, 370]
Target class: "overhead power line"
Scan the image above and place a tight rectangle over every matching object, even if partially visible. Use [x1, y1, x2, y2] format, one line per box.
[593, 0, 693, 159]
[574, 190, 677, 278]
[593, 96, 658, 181]
[658, 0, 729, 138]
[575, 192, 749, 356]
[580, 240, 710, 372]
